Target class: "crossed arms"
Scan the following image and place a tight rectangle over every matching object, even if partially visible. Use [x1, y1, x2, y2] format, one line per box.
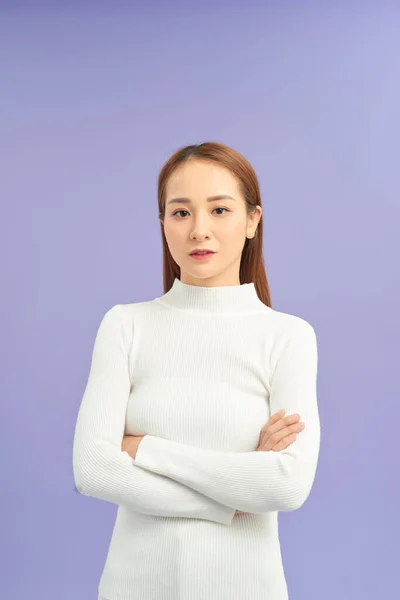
[73, 304, 320, 526]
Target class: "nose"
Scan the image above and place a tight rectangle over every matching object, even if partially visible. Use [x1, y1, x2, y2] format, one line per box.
[190, 218, 213, 240]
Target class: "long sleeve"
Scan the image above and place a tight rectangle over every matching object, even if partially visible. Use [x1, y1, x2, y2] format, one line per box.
[72, 304, 236, 526]
[133, 319, 320, 514]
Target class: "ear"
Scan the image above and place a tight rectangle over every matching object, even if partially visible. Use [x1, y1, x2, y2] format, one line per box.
[246, 205, 262, 238]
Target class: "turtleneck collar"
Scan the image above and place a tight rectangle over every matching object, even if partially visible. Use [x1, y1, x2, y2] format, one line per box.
[155, 277, 268, 314]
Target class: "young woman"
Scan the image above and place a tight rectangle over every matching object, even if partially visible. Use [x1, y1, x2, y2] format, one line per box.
[73, 141, 320, 600]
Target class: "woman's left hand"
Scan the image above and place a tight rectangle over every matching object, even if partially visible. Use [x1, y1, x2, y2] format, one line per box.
[121, 434, 145, 459]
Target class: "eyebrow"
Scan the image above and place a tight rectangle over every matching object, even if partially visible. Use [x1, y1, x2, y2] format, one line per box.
[167, 194, 236, 205]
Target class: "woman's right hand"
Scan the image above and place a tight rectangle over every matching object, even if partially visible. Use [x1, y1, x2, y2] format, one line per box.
[234, 410, 305, 516]
[257, 409, 305, 452]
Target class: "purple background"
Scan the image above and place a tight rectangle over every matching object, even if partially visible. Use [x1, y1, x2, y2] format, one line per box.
[2, 1, 399, 598]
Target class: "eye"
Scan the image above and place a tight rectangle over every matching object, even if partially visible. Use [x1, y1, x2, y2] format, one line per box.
[172, 207, 230, 218]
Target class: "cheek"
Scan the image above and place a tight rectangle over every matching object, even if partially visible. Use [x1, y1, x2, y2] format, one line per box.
[164, 228, 187, 253]
[224, 223, 247, 241]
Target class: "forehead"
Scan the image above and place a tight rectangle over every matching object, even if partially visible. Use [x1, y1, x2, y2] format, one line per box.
[166, 160, 240, 197]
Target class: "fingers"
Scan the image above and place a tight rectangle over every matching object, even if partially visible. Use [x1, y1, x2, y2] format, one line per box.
[261, 411, 301, 433]
[258, 412, 302, 445]
[281, 422, 304, 440]
[260, 409, 286, 432]
[271, 433, 298, 452]
[258, 412, 305, 452]
[270, 419, 304, 439]
[271, 408, 285, 421]
[264, 422, 304, 449]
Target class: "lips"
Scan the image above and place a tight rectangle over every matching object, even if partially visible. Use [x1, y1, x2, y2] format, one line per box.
[189, 250, 215, 255]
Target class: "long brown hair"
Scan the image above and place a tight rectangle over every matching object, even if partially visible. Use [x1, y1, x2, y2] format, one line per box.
[157, 141, 272, 307]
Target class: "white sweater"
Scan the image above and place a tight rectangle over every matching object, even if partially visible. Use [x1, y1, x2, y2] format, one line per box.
[73, 277, 320, 600]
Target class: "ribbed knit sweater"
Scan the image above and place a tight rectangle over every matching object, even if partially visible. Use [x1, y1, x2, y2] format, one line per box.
[72, 277, 320, 600]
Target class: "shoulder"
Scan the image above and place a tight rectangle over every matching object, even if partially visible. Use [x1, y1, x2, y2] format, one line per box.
[266, 306, 316, 339]
[97, 299, 157, 336]
[101, 299, 153, 321]
[265, 308, 317, 368]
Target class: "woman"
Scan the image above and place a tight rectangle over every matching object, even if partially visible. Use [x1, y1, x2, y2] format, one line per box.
[73, 141, 320, 600]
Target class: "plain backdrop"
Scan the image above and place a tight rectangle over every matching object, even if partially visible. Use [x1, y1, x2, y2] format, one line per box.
[1, 1, 399, 598]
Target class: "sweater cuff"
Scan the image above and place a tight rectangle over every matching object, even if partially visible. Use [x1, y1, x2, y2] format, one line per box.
[134, 434, 179, 476]
[134, 435, 236, 526]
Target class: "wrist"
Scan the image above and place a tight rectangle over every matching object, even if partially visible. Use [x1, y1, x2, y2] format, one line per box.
[132, 435, 145, 460]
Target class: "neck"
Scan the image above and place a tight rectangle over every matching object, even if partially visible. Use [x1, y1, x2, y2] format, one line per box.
[155, 277, 268, 314]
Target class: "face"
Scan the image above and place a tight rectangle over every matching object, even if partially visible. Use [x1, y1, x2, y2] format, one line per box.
[160, 159, 262, 287]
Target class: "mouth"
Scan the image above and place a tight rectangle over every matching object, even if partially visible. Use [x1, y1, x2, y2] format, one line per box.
[189, 249, 216, 255]
[189, 251, 216, 260]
